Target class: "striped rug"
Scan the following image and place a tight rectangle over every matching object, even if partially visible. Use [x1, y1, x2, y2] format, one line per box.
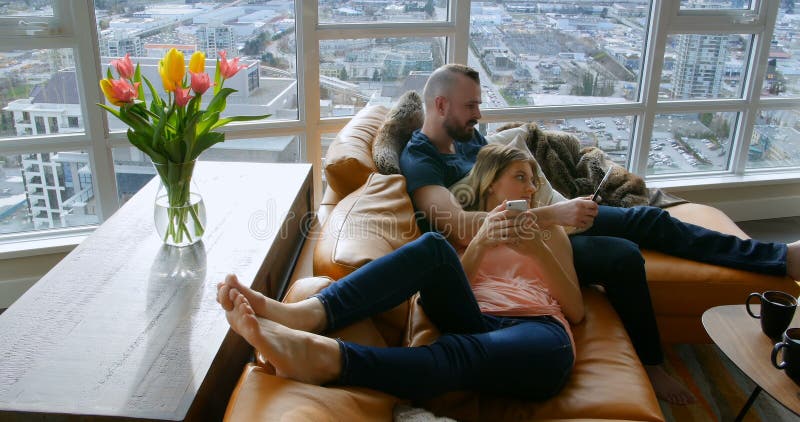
[659, 344, 798, 421]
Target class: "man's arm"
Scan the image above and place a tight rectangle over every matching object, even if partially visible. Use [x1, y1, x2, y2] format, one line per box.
[412, 185, 486, 249]
[414, 185, 600, 246]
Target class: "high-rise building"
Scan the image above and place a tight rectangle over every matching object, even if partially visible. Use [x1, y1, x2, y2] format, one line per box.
[196, 25, 236, 58]
[99, 30, 145, 58]
[673, 34, 728, 99]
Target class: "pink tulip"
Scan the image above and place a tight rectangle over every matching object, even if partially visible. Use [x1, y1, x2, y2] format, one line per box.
[218, 50, 246, 80]
[190, 72, 213, 95]
[175, 87, 193, 107]
[110, 54, 135, 80]
[99, 78, 140, 106]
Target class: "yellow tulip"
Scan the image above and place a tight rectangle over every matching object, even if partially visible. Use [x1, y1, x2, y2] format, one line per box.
[189, 51, 205, 74]
[158, 48, 185, 92]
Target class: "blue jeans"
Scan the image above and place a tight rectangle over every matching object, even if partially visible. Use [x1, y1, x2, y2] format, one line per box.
[570, 205, 788, 364]
[315, 232, 574, 400]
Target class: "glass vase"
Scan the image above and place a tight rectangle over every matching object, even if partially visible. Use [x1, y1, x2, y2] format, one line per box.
[152, 160, 206, 247]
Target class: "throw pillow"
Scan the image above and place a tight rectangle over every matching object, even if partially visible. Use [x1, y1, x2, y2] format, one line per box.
[373, 91, 424, 175]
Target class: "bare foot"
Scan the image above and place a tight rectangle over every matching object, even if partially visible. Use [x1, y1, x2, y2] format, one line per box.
[787, 241, 800, 281]
[216, 274, 326, 332]
[645, 365, 696, 405]
[226, 289, 341, 385]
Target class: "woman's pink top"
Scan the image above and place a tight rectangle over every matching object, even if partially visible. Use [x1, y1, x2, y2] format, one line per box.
[470, 245, 576, 353]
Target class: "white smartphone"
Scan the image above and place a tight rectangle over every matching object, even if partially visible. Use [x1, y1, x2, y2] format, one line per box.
[506, 199, 528, 211]
[591, 169, 613, 202]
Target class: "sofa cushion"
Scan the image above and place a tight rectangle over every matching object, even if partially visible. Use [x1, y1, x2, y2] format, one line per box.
[314, 172, 422, 346]
[324, 106, 389, 198]
[408, 288, 663, 422]
[224, 364, 397, 421]
[373, 91, 424, 175]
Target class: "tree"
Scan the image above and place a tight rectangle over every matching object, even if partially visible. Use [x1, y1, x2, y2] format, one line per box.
[338, 68, 348, 81]
[372, 69, 380, 81]
[699, 113, 713, 127]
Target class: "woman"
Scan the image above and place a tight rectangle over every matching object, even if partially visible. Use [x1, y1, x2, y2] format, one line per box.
[217, 143, 583, 401]
[460, 144, 695, 405]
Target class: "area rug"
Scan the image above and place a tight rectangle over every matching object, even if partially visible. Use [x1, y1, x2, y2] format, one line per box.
[659, 344, 798, 421]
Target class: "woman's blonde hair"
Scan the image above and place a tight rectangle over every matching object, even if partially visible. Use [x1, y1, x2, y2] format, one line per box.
[453, 144, 540, 211]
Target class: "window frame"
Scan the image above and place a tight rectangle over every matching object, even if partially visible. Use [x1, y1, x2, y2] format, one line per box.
[1, 0, 799, 253]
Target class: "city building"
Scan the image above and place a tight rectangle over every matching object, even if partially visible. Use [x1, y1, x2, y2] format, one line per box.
[673, 34, 729, 99]
[99, 30, 145, 58]
[196, 25, 237, 59]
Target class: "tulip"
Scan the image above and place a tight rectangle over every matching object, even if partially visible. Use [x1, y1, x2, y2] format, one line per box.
[175, 87, 193, 107]
[189, 51, 206, 74]
[158, 48, 185, 92]
[218, 50, 246, 80]
[99, 78, 140, 106]
[111, 53, 134, 80]
[190, 72, 213, 95]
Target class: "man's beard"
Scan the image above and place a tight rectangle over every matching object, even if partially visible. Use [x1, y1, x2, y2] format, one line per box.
[444, 118, 477, 142]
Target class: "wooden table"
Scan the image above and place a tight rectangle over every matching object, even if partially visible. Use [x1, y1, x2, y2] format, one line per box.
[0, 162, 312, 421]
[702, 304, 800, 421]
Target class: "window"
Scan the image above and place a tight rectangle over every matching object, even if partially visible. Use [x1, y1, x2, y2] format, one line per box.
[470, 0, 650, 108]
[319, 37, 445, 117]
[1, 1, 799, 247]
[748, 108, 800, 169]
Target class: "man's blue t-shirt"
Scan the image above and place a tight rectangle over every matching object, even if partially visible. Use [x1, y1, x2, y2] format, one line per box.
[400, 129, 487, 195]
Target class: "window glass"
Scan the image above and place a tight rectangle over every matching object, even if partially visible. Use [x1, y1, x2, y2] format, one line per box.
[680, 0, 752, 9]
[0, 150, 98, 235]
[3, 0, 54, 16]
[762, 3, 800, 97]
[1, 48, 82, 140]
[318, 0, 448, 23]
[95, 0, 299, 127]
[468, 0, 650, 108]
[661, 34, 751, 100]
[648, 112, 736, 175]
[482, 116, 635, 168]
[319, 37, 446, 117]
[113, 135, 301, 206]
[746, 109, 800, 169]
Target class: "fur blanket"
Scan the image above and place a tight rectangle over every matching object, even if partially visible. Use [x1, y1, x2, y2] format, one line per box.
[496, 122, 650, 208]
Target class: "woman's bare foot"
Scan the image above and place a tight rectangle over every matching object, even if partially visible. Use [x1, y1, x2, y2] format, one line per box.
[216, 274, 326, 332]
[787, 241, 800, 281]
[226, 289, 341, 385]
[645, 365, 696, 405]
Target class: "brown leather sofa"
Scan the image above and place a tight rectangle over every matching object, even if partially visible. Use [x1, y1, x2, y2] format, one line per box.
[224, 106, 800, 421]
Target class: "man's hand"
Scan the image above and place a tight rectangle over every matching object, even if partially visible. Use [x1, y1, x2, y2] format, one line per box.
[548, 197, 599, 229]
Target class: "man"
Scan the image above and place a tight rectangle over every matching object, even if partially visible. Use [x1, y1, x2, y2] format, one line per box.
[399, 63, 800, 405]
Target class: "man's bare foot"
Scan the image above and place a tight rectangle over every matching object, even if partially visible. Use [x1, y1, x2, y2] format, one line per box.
[645, 365, 696, 405]
[787, 241, 800, 281]
[216, 274, 326, 332]
[226, 289, 341, 385]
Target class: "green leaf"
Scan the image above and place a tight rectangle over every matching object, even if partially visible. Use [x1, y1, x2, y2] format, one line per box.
[142, 76, 163, 110]
[196, 111, 220, 135]
[106, 67, 113, 79]
[205, 87, 236, 116]
[210, 114, 271, 131]
[213, 59, 221, 95]
[127, 129, 165, 163]
[134, 64, 145, 100]
[97, 103, 122, 120]
[190, 131, 224, 161]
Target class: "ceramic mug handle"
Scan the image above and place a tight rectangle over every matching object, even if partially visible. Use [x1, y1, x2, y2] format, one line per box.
[746, 292, 762, 319]
[773, 341, 788, 369]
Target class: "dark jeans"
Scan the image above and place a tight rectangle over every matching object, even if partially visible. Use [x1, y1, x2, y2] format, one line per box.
[315, 232, 574, 401]
[570, 205, 788, 365]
